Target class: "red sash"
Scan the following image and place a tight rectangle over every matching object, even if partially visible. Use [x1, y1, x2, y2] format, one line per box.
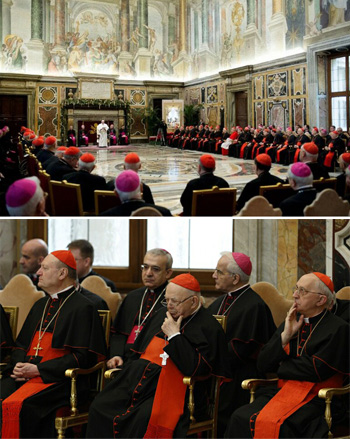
[240, 142, 248, 158]
[324, 145, 334, 168]
[293, 149, 300, 163]
[141, 337, 187, 438]
[253, 374, 343, 439]
[1, 332, 69, 439]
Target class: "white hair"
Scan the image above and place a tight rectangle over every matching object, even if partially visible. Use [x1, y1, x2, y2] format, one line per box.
[287, 165, 313, 188]
[124, 162, 141, 171]
[78, 159, 95, 171]
[116, 186, 141, 202]
[220, 251, 250, 283]
[6, 177, 44, 216]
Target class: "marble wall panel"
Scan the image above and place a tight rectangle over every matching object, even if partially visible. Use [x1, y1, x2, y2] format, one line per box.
[277, 219, 298, 298]
[298, 219, 326, 278]
[130, 107, 147, 136]
[38, 106, 58, 136]
[0, 220, 18, 287]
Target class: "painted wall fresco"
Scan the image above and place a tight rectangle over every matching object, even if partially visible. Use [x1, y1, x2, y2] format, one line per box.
[1, 1, 349, 81]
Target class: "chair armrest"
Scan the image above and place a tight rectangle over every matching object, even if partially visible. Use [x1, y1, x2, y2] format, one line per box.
[318, 384, 350, 400]
[242, 378, 278, 403]
[104, 368, 122, 380]
[64, 361, 106, 416]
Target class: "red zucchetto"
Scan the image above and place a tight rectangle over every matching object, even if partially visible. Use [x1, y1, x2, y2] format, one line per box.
[124, 152, 140, 164]
[255, 153, 271, 167]
[200, 154, 215, 169]
[170, 274, 200, 292]
[51, 250, 77, 270]
[312, 272, 334, 293]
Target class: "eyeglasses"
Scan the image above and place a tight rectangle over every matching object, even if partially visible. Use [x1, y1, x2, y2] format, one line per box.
[214, 268, 235, 277]
[140, 264, 163, 274]
[161, 295, 195, 307]
[293, 286, 325, 297]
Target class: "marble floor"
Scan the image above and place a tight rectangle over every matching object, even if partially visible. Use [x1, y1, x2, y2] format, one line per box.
[85, 143, 290, 214]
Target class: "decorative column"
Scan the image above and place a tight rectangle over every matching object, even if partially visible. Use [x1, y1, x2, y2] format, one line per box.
[119, 0, 133, 74]
[243, 0, 261, 61]
[2, 0, 13, 38]
[172, 0, 190, 79]
[54, 0, 65, 49]
[268, 0, 287, 53]
[197, 0, 215, 74]
[0, 0, 3, 48]
[134, 0, 152, 77]
[27, 0, 45, 73]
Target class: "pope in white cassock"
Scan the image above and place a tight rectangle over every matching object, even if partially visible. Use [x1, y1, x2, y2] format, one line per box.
[97, 120, 109, 147]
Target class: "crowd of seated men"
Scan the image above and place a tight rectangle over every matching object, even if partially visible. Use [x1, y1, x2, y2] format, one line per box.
[1, 123, 350, 217]
[1, 245, 349, 438]
[168, 123, 350, 171]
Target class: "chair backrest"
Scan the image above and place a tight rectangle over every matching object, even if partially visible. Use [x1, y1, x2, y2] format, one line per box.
[131, 206, 163, 216]
[259, 183, 295, 208]
[49, 180, 84, 216]
[38, 169, 52, 215]
[251, 282, 293, 327]
[237, 196, 282, 216]
[27, 153, 41, 177]
[0, 275, 45, 336]
[81, 275, 122, 321]
[192, 186, 237, 216]
[336, 286, 350, 300]
[94, 190, 121, 215]
[304, 189, 350, 216]
[3, 306, 19, 339]
[313, 177, 337, 192]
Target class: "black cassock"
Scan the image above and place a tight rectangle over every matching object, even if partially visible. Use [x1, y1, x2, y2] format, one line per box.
[110, 282, 168, 360]
[87, 306, 231, 438]
[0, 287, 107, 438]
[208, 286, 276, 438]
[226, 310, 349, 438]
[0, 304, 15, 361]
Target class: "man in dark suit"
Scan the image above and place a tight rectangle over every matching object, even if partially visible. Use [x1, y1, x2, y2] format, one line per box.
[236, 153, 284, 212]
[180, 154, 229, 215]
[280, 162, 317, 216]
[100, 170, 172, 216]
[65, 153, 107, 212]
[45, 146, 80, 181]
[36, 136, 56, 166]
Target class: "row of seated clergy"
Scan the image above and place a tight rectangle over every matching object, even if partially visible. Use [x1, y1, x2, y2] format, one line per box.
[0, 250, 107, 438]
[225, 272, 350, 439]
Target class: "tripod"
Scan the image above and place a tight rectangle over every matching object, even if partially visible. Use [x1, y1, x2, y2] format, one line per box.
[155, 128, 165, 145]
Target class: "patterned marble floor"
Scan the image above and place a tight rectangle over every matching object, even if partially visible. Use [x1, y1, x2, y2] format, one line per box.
[85, 143, 290, 214]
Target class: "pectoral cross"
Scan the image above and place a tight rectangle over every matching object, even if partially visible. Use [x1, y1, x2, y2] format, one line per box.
[160, 351, 169, 366]
[33, 342, 43, 357]
[134, 326, 141, 339]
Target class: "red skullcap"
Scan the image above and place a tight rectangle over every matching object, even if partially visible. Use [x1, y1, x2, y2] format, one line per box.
[312, 272, 334, 293]
[232, 252, 252, 276]
[20, 126, 27, 133]
[45, 136, 56, 146]
[32, 138, 44, 147]
[57, 146, 68, 151]
[125, 152, 140, 164]
[302, 142, 318, 155]
[28, 133, 36, 140]
[313, 127, 319, 133]
[255, 153, 271, 167]
[80, 153, 95, 163]
[290, 162, 312, 177]
[332, 131, 338, 135]
[65, 147, 80, 156]
[51, 250, 77, 270]
[200, 154, 215, 169]
[340, 153, 350, 164]
[170, 273, 200, 292]
[115, 170, 140, 192]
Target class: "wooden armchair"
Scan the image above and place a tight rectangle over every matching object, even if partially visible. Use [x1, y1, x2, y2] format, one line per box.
[184, 315, 227, 438]
[191, 186, 237, 216]
[304, 189, 349, 216]
[0, 306, 18, 377]
[241, 378, 349, 439]
[49, 180, 85, 216]
[313, 177, 337, 192]
[80, 276, 122, 320]
[0, 275, 45, 336]
[55, 310, 111, 439]
[94, 190, 121, 215]
[131, 206, 163, 216]
[237, 196, 282, 217]
[259, 183, 294, 208]
[38, 169, 52, 215]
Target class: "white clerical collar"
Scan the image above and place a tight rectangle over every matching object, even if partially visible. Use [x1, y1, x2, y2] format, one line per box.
[50, 284, 75, 299]
[228, 283, 249, 296]
[304, 317, 309, 323]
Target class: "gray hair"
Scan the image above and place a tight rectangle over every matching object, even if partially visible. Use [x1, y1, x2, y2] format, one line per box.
[116, 186, 141, 202]
[287, 165, 313, 188]
[78, 159, 95, 172]
[6, 177, 44, 216]
[220, 251, 250, 283]
[314, 276, 335, 308]
[146, 248, 173, 269]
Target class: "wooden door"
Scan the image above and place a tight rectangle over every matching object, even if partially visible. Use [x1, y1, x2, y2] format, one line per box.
[235, 91, 248, 128]
[0, 95, 27, 141]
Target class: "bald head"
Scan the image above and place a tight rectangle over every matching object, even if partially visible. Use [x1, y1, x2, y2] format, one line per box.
[20, 239, 48, 274]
